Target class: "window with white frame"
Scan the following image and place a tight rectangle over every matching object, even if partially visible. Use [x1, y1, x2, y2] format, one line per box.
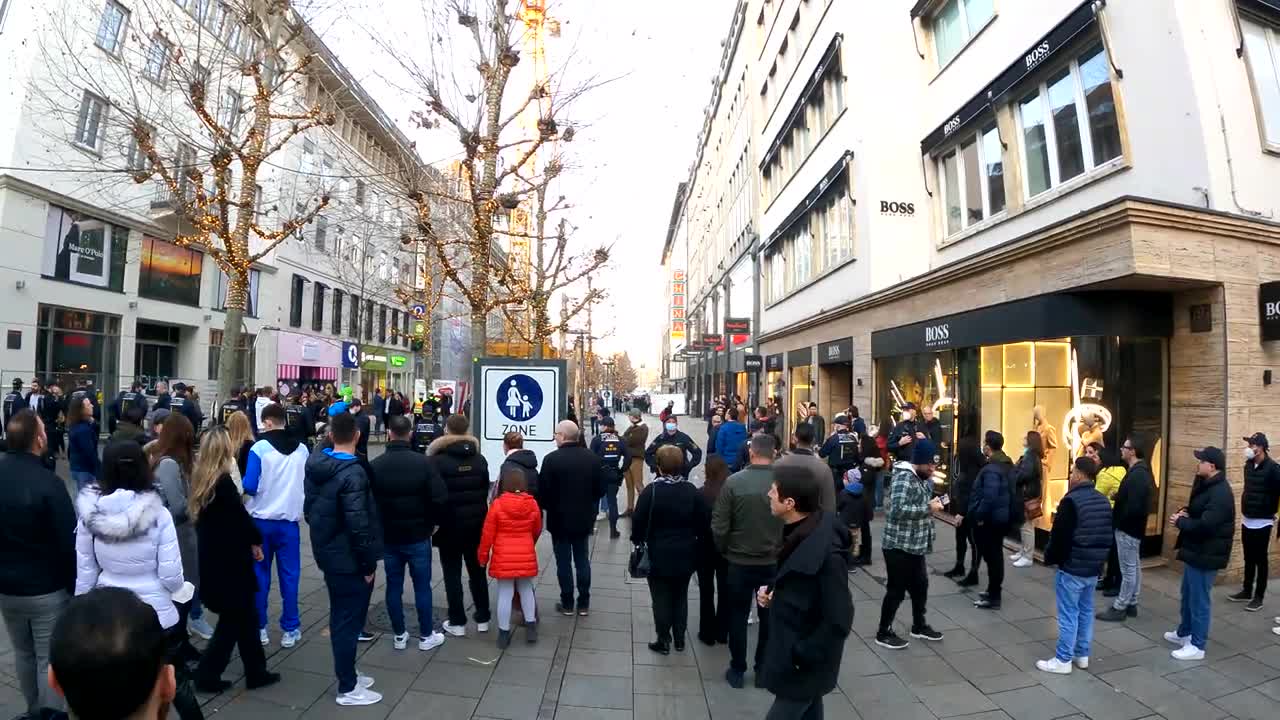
[96, 1, 129, 54]
[314, 215, 328, 251]
[143, 36, 169, 83]
[1242, 17, 1280, 148]
[74, 91, 108, 151]
[762, 51, 846, 205]
[938, 124, 1005, 236]
[1016, 43, 1121, 199]
[763, 173, 854, 304]
[931, 0, 994, 67]
[125, 122, 152, 171]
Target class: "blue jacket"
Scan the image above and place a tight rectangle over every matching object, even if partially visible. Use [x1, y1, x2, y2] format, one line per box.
[968, 452, 1014, 526]
[715, 421, 748, 468]
[1044, 483, 1112, 578]
[67, 422, 100, 475]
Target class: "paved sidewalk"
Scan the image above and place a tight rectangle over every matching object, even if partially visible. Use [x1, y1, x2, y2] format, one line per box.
[4, 414, 1279, 719]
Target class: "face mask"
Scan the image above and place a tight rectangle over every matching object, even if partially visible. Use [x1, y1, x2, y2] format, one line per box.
[1245, 447, 1256, 461]
[902, 411, 914, 421]
[665, 423, 677, 433]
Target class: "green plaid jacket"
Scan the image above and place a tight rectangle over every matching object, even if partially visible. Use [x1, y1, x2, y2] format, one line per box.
[882, 463, 936, 555]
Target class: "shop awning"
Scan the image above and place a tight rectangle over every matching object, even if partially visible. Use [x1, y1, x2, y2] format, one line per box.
[920, 0, 1098, 156]
[764, 151, 853, 252]
[278, 364, 338, 381]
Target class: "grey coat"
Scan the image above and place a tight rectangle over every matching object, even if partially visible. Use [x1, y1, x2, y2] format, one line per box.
[154, 456, 199, 588]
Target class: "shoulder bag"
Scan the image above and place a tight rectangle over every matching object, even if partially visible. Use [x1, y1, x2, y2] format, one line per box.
[628, 484, 658, 579]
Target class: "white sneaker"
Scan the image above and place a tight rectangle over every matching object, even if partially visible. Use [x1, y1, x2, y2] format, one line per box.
[1271, 626, 1280, 637]
[596, 511, 606, 521]
[188, 617, 214, 640]
[1012, 557, 1033, 568]
[393, 632, 409, 651]
[419, 631, 445, 651]
[1075, 657, 1089, 669]
[259, 628, 269, 646]
[357, 673, 375, 689]
[281, 629, 301, 648]
[1009, 551, 1024, 562]
[1036, 657, 1073, 674]
[476, 622, 490, 633]
[1171, 644, 1205, 661]
[1163, 631, 1191, 646]
[335, 686, 382, 706]
[441, 621, 467, 637]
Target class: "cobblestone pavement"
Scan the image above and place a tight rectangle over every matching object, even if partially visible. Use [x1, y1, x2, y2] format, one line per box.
[4, 414, 1280, 719]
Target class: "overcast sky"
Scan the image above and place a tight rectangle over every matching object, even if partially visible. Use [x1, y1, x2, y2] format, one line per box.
[310, 0, 733, 374]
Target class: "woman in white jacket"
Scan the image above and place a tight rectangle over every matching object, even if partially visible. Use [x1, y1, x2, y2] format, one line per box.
[76, 440, 203, 720]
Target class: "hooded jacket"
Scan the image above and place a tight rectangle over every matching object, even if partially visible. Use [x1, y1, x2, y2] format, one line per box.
[304, 449, 382, 576]
[427, 434, 491, 541]
[244, 429, 309, 522]
[838, 480, 872, 528]
[477, 491, 542, 579]
[759, 511, 853, 700]
[498, 449, 540, 500]
[1175, 471, 1235, 571]
[370, 441, 448, 546]
[75, 488, 184, 628]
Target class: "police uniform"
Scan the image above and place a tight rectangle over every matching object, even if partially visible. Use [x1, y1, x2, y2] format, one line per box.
[411, 416, 439, 453]
[285, 401, 312, 449]
[220, 398, 246, 425]
[590, 428, 631, 536]
[2, 383, 23, 438]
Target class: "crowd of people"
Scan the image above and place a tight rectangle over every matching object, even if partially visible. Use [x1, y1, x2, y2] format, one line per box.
[1, 375, 1278, 719]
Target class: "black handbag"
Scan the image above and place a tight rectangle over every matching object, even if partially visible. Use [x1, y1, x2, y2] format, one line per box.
[628, 485, 658, 579]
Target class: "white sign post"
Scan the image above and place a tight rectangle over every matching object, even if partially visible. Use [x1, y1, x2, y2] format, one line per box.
[473, 358, 567, 477]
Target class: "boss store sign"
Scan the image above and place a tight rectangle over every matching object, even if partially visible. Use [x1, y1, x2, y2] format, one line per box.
[1262, 281, 1280, 342]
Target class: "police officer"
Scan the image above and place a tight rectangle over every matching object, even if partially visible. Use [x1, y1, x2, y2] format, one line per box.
[284, 394, 314, 450]
[219, 385, 248, 425]
[411, 407, 441, 453]
[110, 381, 147, 435]
[888, 402, 923, 462]
[168, 382, 204, 431]
[2, 378, 23, 442]
[819, 414, 862, 494]
[590, 415, 630, 539]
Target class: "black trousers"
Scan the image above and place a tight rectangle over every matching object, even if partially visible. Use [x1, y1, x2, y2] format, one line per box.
[697, 554, 730, 642]
[879, 549, 928, 633]
[766, 696, 824, 720]
[1102, 537, 1121, 590]
[726, 563, 773, 673]
[954, 516, 979, 572]
[975, 524, 1007, 604]
[197, 600, 268, 685]
[165, 624, 203, 720]
[438, 535, 492, 625]
[648, 573, 692, 644]
[1241, 525, 1273, 600]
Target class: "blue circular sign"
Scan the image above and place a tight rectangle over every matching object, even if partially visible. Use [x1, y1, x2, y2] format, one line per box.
[496, 374, 543, 422]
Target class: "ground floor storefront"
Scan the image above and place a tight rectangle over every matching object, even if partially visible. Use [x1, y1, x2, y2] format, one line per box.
[759, 199, 1280, 576]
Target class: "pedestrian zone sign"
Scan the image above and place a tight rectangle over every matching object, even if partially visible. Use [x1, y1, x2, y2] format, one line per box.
[474, 358, 566, 473]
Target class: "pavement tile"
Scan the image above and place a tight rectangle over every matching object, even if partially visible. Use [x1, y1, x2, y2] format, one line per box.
[1036, 668, 1152, 720]
[1211, 688, 1277, 720]
[570, 628, 632, 652]
[633, 694, 711, 720]
[1098, 667, 1230, 720]
[205, 696, 304, 720]
[565, 648, 633, 677]
[576, 610, 633, 632]
[912, 681, 998, 717]
[492, 655, 553, 688]
[945, 647, 1020, 680]
[840, 671, 919, 706]
[970, 672, 1043, 694]
[1208, 653, 1280, 686]
[555, 706, 632, 720]
[987, 685, 1080, 720]
[409, 660, 494, 698]
[386, 690, 478, 719]
[475, 683, 545, 720]
[557, 673, 632, 709]
[1165, 666, 1247, 699]
[632, 642, 699, 666]
[632, 664, 704, 695]
[246, 668, 334, 710]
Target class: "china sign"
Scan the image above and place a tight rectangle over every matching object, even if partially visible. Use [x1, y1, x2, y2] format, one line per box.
[670, 270, 686, 345]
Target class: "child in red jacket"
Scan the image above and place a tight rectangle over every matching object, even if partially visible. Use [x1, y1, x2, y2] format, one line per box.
[478, 469, 543, 648]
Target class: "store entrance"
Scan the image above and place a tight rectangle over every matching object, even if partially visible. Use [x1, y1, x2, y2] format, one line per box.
[818, 362, 852, 427]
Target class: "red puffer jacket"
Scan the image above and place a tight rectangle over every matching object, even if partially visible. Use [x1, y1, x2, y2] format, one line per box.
[477, 491, 542, 579]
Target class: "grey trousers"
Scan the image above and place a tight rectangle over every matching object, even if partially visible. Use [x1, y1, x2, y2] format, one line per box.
[1113, 530, 1142, 610]
[0, 590, 68, 715]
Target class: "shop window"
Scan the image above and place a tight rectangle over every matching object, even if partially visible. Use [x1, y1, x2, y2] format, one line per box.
[930, 0, 994, 68]
[312, 284, 326, 332]
[42, 205, 129, 292]
[1016, 44, 1122, 200]
[214, 268, 260, 317]
[331, 289, 344, 335]
[938, 124, 1004, 237]
[1242, 16, 1280, 149]
[208, 329, 255, 385]
[35, 305, 120, 393]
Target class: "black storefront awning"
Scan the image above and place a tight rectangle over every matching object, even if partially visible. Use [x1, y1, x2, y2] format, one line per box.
[760, 34, 843, 172]
[1243, 0, 1280, 15]
[871, 292, 1173, 358]
[920, 0, 1098, 155]
[764, 151, 853, 252]
[819, 337, 853, 365]
[766, 354, 784, 372]
[787, 347, 813, 367]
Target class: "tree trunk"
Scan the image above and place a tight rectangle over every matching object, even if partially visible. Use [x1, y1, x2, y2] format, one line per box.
[217, 303, 246, 402]
[471, 306, 488, 362]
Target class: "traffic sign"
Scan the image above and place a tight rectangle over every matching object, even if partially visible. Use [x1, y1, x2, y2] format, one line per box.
[410, 304, 427, 319]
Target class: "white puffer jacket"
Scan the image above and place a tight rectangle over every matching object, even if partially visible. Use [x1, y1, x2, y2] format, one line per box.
[75, 488, 184, 629]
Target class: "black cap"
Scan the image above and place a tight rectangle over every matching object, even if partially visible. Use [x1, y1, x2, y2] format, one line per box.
[902, 402, 918, 411]
[833, 414, 850, 426]
[172, 382, 187, 392]
[1194, 446, 1226, 471]
[602, 416, 616, 428]
[1244, 432, 1269, 450]
[11, 378, 22, 389]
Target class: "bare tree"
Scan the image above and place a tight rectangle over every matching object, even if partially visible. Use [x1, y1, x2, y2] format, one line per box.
[607, 352, 638, 397]
[32, 0, 337, 399]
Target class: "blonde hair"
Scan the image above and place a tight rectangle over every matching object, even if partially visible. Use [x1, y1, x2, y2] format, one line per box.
[226, 411, 254, 450]
[189, 426, 238, 521]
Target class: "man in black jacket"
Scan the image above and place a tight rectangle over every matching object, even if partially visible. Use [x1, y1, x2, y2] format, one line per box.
[1, 379, 24, 444]
[167, 383, 203, 433]
[965, 431, 1015, 607]
[1166, 447, 1235, 660]
[1098, 433, 1156, 622]
[758, 464, 853, 718]
[370, 415, 449, 651]
[1231, 432, 1280, 611]
[540, 420, 606, 616]
[303, 411, 384, 706]
[644, 415, 703, 478]
[590, 415, 630, 539]
[427, 414, 492, 636]
[0, 410, 76, 719]
[349, 398, 371, 459]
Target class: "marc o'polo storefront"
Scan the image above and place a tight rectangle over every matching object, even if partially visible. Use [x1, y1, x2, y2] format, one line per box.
[872, 292, 1171, 555]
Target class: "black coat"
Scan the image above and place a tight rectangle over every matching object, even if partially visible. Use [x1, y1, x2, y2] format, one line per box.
[499, 449, 540, 500]
[304, 449, 382, 576]
[427, 434, 490, 543]
[539, 444, 606, 539]
[643, 429, 703, 477]
[354, 411, 371, 457]
[760, 511, 853, 700]
[196, 474, 263, 614]
[950, 442, 986, 515]
[0, 451, 76, 596]
[370, 442, 448, 546]
[1175, 472, 1235, 571]
[630, 480, 710, 578]
[1241, 456, 1280, 520]
[1113, 460, 1154, 539]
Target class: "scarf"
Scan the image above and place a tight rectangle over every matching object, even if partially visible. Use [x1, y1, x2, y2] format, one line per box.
[653, 474, 685, 485]
[777, 512, 821, 567]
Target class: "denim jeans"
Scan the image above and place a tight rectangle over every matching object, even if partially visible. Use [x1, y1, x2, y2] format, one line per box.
[552, 535, 591, 609]
[325, 573, 373, 694]
[385, 540, 434, 636]
[603, 482, 620, 531]
[872, 470, 885, 509]
[72, 471, 97, 493]
[254, 519, 301, 632]
[1178, 565, 1216, 651]
[1054, 570, 1096, 662]
[1113, 530, 1142, 611]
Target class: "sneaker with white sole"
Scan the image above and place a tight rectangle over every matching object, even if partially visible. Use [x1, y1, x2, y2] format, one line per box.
[1271, 626, 1280, 637]
[419, 631, 445, 651]
[1163, 631, 1191, 646]
[281, 630, 301, 648]
[357, 673, 375, 689]
[1171, 644, 1205, 660]
[476, 622, 490, 633]
[259, 628, 269, 646]
[188, 617, 214, 640]
[1036, 657, 1072, 674]
[441, 621, 467, 637]
[1009, 551, 1024, 562]
[335, 686, 382, 706]
[1075, 657, 1089, 669]
[1012, 557, 1033, 568]
[393, 633, 409, 651]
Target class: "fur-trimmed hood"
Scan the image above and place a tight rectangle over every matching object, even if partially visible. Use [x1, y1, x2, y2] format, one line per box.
[427, 433, 480, 458]
[76, 488, 168, 543]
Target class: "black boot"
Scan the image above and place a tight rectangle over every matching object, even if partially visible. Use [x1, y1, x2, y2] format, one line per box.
[943, 565, 965, 579]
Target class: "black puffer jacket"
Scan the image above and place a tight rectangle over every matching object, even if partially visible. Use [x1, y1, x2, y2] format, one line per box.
[498, 449, 540, 500]
[427, 434, 490, 543]
[370, 441, 448, 546]
[1175, 472, 1236, 571]
[1241, 456, 1280, 520]
[759, 511, 853, 700]
[304, 449, 382, 576]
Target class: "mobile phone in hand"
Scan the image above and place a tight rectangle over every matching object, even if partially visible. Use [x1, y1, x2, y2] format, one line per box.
[937, 494, 950, 507]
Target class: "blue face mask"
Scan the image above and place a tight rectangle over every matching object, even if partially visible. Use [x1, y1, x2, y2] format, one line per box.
[665, 423, 677, 433]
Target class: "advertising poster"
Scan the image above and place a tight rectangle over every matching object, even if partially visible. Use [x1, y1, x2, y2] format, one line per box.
[139, 236, 203, 305]
[42, 204, 127, 291]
